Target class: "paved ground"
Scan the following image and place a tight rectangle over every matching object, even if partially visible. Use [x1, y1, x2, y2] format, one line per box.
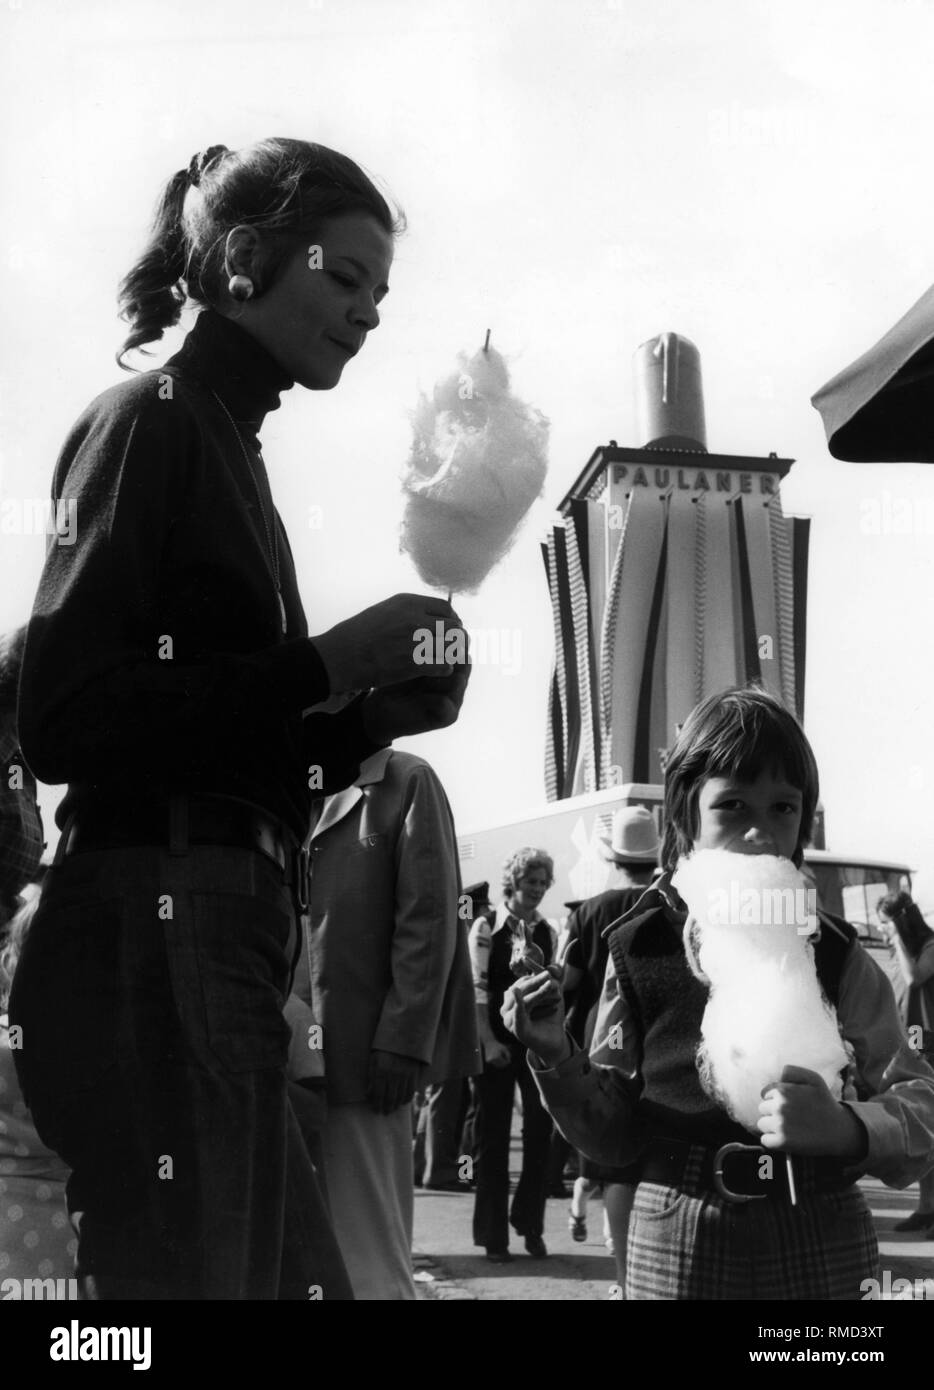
[412, 1164, 934, 1301]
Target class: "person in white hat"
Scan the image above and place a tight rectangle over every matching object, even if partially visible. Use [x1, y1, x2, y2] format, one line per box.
[561, 806, 659, 1292]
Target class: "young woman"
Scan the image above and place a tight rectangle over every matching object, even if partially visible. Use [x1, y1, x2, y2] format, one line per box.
[504, 688, 934, 1299]
[9, 138, 468, 1300]
[468, 847, 557, 1261]
[877, 890, 934, 1233]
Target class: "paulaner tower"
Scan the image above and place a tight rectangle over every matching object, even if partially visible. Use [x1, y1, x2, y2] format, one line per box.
[543, 333, 810, 799]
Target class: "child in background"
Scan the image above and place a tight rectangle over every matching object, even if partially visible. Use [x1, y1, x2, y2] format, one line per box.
[503, 687, 934, 1300]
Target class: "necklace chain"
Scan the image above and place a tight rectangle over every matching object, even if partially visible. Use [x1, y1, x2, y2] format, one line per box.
[210, 389, 287, 634]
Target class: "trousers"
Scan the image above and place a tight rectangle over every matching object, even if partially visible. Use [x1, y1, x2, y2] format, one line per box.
[9, 842, 353, 1300]
[472, 1043, 553, 1250]
[320, 1103, 416, 1300]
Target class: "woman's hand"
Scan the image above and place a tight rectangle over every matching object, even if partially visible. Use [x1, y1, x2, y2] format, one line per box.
[500, 972, 571, 1068]
[313, 593, 467, 694]
[361, 665, 470, 743]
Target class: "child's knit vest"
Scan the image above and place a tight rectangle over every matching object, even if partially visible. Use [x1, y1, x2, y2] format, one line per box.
[606, 903, 855, 1148]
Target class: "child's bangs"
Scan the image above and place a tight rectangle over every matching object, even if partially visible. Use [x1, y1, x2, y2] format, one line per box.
[704, 713, 809, 795]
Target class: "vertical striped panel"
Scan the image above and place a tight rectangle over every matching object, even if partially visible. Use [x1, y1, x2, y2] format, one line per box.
[571, 500, 603, 785]
[732, 498, 762, 684]
[693, 494, 707, 704]
[648, 505, 671, 781]
[546, 526, 571, 796]
[743, 494, 782, 701]
[666, 492, 700, 734]
[791, 516, 810, 720]
[702, 497, 738, 693]
[564, 519, 598, 794]
[768, 497, 797, 711]
[587, 503, 609, 781]
[602, 489, 667, 785]
[633, 503, 670, 782]
[541, 541, 561, 801]
[599, 494, 632, 784]
[544, 672, 560, 802]
[553, 525, 581, 793]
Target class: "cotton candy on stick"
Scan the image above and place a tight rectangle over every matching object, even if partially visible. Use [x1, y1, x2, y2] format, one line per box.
[401, 334, 549, 595]
[671, 850, 850, 1205]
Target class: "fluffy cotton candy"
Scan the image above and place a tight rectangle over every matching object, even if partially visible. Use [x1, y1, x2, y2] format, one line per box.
[671, 849, 848, 1132]
[400, 343, 549, 593]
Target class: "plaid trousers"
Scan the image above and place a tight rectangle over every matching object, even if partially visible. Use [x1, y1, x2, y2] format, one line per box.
[626, 1146, 879, 1301]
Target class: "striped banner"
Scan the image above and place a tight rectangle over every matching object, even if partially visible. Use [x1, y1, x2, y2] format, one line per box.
[693, 493, 707, 705]
[552, 524, 581, 795]
[791, 516, 810, 720]
[732, 498, 762, 685]
[664, 493, 699, 743]
[599, 491, 633, 785]
[633, 500, 670, 782]
[563, 515, 598, 793]
[742, 493, 781, 702]
[541, 540, 562, 801]
[767, 496, 797, 711]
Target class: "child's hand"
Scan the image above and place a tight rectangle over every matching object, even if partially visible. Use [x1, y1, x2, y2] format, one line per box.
[500, 972, 569, 1068]
[757, 1065, 868, 1160]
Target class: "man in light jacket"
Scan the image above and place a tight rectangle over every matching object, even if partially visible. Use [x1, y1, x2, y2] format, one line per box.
[289, 747, 479, 1299]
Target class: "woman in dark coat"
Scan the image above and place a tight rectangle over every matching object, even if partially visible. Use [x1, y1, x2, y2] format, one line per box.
[877, 891, 934, 1233]
[9, 138, 467, 1299]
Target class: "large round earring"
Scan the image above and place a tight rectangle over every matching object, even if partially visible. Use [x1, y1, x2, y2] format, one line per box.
[228, 274, 254, 302]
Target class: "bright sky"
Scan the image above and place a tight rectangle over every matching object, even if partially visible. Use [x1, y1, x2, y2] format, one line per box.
[2, 0, 934, 895]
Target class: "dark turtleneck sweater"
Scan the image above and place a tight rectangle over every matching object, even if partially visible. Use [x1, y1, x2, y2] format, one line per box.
[18, 309, 381, 841]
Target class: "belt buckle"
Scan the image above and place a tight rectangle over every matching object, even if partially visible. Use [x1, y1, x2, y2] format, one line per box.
[713, 1142, 769, 1204]
[295, 845, 311, 912]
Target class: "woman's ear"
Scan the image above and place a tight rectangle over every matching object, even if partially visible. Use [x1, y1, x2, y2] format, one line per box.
[224, 225, 264, 292]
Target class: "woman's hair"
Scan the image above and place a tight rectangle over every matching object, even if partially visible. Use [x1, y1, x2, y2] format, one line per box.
[0, 892, 39, 1013]
[502, 848, 555, 898]
[117, 138, 405, 367]
[661, 686, 819, 872]
[877, 891, 934, 957]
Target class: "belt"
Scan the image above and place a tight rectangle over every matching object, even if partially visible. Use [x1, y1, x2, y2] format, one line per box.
[641, 1138, 848, 1205]
[58, 795, 312, 912]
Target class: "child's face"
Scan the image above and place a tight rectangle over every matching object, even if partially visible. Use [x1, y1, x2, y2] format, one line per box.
[693, 767, 803, 861]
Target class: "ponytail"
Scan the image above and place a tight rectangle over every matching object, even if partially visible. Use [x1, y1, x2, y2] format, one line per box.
[116, 138, 403, 370]
[116, 168, 190, 369]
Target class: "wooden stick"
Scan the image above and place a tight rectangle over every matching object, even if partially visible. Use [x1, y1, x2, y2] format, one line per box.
[483, 328, 491, 353]
[785, 1154, 798, 1206]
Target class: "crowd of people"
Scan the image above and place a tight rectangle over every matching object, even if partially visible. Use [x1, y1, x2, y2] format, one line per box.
[1, 135, 933, 1302]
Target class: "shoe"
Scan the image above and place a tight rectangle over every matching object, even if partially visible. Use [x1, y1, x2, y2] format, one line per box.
[524, 1235, 548, 1258]
[892, 1211, 934, 1233]
[485, 1248, 513, 1263]
[568, 1212, 587, 1242]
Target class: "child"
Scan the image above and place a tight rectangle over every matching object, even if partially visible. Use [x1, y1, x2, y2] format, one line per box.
[502, 687, 934, 1300]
